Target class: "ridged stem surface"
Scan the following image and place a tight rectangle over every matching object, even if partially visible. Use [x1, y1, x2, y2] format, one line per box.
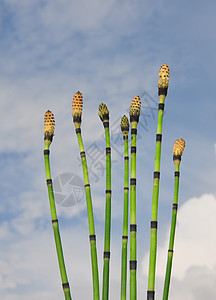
[102, 126, 112, 300]
[121, 137, 129, 300]
[44, 142, 72, 300]
[162, 162, 180, 300]
[130, 122, 138, 300]
[147, 95, 166, 300]
[75, 131, 100, 300]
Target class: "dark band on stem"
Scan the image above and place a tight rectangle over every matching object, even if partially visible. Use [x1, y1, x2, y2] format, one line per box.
[103, 121, 109, 128]
[104, 251, 111, 259]
[106, 147, 111, 154]
[154, 171, 160, 179]
[73, 115, 81, 124]
[158, 103, 165, 111]
[122, 235, 128, 240]
[85, 184, 90, 188]
[124, 187, 129, 191]
[156, 134, 162, 142]
[44, 133, 53, 142]
[80, 151, 85, 158]
[75, 128, 81, 134]
[52, 219, 58, 224]
[129, 260, 137, 270]
[124, 156, 129, 161]
[121, 126, 129, 132]
[147, 290, 155, 300]
[130, 115, 139, 123]
[89, 235, 96, 241]
[168, 249, 174, 253]
[44, 149, 50, 155]
[131, 146, 136, 154]
[173, 203, 178, 210]
[130, 224, 137, 232]
[46, 179, 52, 185]
[62, 282, 70, 290]
[131, 128, 137, 135]
[102, 114, 109, 122]
[106, 190, 111, 194]
[130, 178, 136, 185]
[175, 171, 180, 177]
[158, 87, 168, 96]
[173, 155, 181, 161]
[151, 221, 158, 229]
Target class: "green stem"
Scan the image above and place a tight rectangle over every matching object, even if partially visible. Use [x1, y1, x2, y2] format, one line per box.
[147, 95, 166, 300]
[121, 136, 129, 300]
[130, 122, 138, 300]
[44, 142, 72, 300]
[102, 125, 112, 300]
[162, 162, 180, 300]
[75, 130, 100, 300]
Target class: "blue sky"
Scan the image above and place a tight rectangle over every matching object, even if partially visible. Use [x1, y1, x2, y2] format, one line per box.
[0, 0, 216, 299]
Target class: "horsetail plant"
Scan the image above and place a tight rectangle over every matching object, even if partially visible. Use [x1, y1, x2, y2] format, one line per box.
[99, 103, 112, 300]
[43, 110, 72, 300]
[162, 138, 186, 300]
[72, 91, 100, 300]
[147, 64, 170, 300]
[120, 115, 130, 300]
[129, 96, 141, 300]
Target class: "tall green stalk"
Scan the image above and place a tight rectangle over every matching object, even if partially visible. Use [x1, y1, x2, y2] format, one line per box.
[99, 103, 112, 300]
[147, 64, 170, 300]
[162, 139, 185, 300]
[72, 92, 100, 300]
[120, 115, 129, 300]
[129, 96, 141, 300]
[43, 110, 72, 300]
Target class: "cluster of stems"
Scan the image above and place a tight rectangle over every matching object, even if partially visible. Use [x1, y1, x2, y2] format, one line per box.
[43, 64, 186, 300]
[43, 111, 72, 300]
[99, 103, 112, 300]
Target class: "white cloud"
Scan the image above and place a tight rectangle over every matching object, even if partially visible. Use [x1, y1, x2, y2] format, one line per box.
[143, 193, 216, 299]
[169, 265, 216, 300]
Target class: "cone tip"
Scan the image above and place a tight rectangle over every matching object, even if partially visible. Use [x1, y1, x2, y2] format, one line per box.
[98, 103, 109, 122]
[173, 138, 186, 156]
[129, 96, 141, 120]
[44, 110, 55, 140]
[72, 91, 83, 118]
[121, 115, 129, 136]
[158, 64, 170, 88]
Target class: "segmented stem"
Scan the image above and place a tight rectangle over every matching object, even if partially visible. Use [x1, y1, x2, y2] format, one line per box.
[162, 164, 179, 300]
[162, 139, 185, 300]
[129, 96, 141, 300]
[75, 129, 100, 300]
[130, 121, 138, 300]
[72, 92, 99, 299]
[148, 64, 169, 300]
[44, 143, 72, 300]
[102, 125, 111, 300]
[120, 116, 129, 300]
[99, 103, 112, 300]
